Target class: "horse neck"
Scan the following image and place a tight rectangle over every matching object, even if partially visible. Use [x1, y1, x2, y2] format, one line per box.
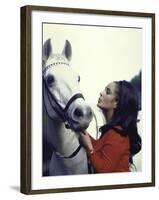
[54, 120, 80, 156]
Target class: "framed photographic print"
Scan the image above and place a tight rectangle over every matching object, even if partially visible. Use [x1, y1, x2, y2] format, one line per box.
[21, 5, 155, 194]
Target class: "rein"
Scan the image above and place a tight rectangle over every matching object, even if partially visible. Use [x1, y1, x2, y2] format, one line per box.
[55, 144, 82, 159]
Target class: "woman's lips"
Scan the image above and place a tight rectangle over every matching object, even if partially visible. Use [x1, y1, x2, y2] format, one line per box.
[98, 98, 101, 103]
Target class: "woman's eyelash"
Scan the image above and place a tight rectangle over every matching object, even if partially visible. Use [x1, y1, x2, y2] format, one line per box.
[106, 88, 111, 94]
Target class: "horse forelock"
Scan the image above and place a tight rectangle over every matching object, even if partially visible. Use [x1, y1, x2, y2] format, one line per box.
[43, 54, 70, 75]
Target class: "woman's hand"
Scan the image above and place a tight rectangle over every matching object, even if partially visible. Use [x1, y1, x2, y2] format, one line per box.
[79, 131, 94, 152]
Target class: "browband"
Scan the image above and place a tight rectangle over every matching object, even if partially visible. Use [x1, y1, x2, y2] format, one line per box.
[43, 62, 69, 75]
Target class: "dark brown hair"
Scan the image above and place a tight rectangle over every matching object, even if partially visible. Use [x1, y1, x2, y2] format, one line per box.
[100, 80, 141, 162]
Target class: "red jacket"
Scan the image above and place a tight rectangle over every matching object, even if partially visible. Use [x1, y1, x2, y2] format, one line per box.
[88, 129, 130, 173]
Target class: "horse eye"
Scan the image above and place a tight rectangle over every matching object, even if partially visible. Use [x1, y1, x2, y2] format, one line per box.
[78, 76, 80, 82]
[46, 75, 55, 85]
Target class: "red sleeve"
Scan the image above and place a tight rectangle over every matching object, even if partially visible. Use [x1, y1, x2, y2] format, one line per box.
[88, 130, 128, 173]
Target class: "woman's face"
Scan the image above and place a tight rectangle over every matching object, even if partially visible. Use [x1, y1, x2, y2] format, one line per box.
[97, 82, 118, 111]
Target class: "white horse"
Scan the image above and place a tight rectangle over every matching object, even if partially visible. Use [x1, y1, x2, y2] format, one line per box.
[42, 39, 93, 175]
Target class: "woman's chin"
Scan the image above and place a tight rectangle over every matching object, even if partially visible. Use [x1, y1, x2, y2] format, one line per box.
[97, 104, 105, 112]
[97, 103, 102, 108]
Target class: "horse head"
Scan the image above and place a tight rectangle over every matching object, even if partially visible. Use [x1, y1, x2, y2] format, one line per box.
[43, 38, 93, 131]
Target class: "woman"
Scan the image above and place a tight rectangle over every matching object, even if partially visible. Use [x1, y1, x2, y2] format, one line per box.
[80, 80, 141, 173]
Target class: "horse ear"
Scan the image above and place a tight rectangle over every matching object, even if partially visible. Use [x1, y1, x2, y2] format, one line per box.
[43, 39, 52, 63]
[62, 40, 72, 61]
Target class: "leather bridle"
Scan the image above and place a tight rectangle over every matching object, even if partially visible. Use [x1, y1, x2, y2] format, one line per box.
[43, 79, 85, 125]
[43, 64, 84, 158]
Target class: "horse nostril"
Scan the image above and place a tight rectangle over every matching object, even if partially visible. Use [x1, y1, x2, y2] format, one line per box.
[74, 108, 83, 118]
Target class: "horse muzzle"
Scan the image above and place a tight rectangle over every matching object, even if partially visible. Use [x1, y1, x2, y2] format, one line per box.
[68, 104, 93, 131]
